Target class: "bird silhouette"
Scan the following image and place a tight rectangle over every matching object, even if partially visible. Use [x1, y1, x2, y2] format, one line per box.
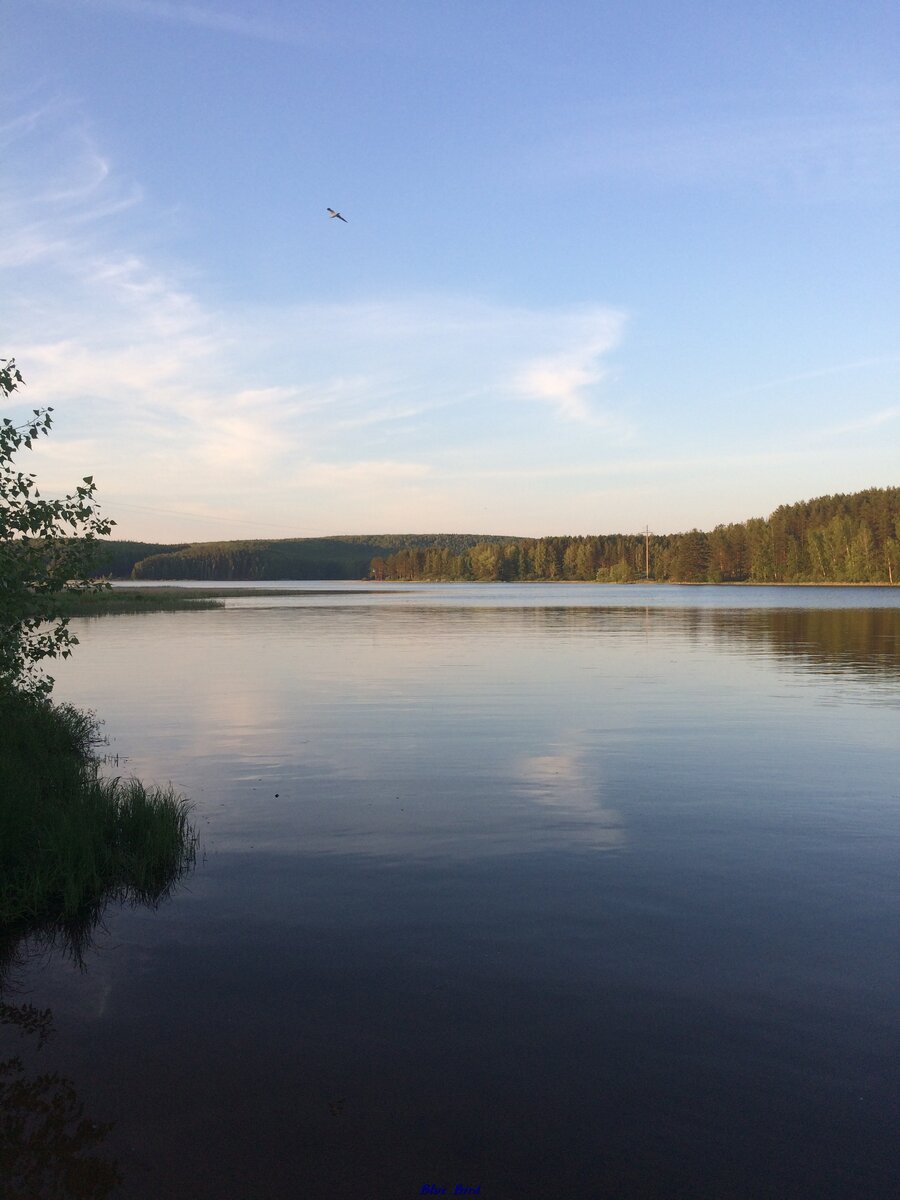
[327, 208, 348, 222]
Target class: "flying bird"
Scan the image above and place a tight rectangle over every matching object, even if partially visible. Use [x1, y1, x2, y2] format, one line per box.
[327, 208, 348, 222]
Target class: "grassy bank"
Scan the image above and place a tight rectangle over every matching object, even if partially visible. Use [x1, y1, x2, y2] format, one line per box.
[43, 587, 225, 616]
[0, 692, 197, 932]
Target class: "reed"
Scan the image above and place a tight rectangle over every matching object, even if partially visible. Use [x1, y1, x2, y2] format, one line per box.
[0, 693, 197, 931]
[38, 588, 224, 616]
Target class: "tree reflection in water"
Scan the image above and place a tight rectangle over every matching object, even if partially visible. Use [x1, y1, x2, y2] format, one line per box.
[0, 1011, 122, 1199]
[0, 813, 198, 1199]
[1, 933, 122, 1199]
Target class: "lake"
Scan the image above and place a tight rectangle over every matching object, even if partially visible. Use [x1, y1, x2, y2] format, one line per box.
[3, 584, 898, 1198]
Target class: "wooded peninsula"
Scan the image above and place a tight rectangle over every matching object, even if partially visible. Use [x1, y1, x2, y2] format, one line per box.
[99, 486, 900, 584]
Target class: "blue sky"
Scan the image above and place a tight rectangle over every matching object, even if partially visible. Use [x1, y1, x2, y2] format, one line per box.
[4, 0, 899, 541]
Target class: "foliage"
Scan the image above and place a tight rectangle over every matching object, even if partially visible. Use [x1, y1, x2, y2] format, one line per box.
[0, 687, 197, 1200]
[87, 539, 187, 578]
[0, 692, 197, 929]
[373, 488, 900, 584]
[131, 532, 521, 580]
[1, 359, 115, 697]
[0, 1052, 122, 1200]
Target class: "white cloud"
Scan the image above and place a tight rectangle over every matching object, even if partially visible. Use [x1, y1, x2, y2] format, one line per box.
[2, 106, 633, 539]
[0, 104, 143, 271]
[513, 316, 626, 424]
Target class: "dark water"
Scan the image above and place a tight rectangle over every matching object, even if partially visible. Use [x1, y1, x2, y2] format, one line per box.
[3, 586, 898, 1198]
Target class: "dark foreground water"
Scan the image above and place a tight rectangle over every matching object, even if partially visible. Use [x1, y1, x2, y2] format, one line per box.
[3, 585, 898, 1198]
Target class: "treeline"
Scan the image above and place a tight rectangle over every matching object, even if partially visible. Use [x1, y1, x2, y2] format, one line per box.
[129, 533, 517, 581]
[374, 487, 900, 584]
[92, 488, 900, 583]
[89, 541, 188, 578]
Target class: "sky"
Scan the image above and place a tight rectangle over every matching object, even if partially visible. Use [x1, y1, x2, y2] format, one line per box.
[3, 0, 899, 542]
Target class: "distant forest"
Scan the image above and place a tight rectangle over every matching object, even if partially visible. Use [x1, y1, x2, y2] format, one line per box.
[101, 487, 900, 584]
[123, 534, 516, 581]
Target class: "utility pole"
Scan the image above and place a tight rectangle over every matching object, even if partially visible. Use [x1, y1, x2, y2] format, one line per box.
[645, 526, 650, 579]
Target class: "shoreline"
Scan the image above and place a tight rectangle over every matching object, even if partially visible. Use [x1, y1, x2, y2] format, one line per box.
[109, 579, 898, 589]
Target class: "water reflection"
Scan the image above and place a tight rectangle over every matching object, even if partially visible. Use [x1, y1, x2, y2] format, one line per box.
[221, 597, 900, 685]
[53, 600, 899, 865]
[0, 997, 122, 1199]
[705, 605, 900, 681]
[0, 927, 121, 1200]
[25, 593, 900, 1197]
[517, 748, 624, 847]
[210, 579, 900, 610]
[0, 797, 198, 1199]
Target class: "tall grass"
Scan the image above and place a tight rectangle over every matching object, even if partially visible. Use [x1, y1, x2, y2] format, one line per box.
[0, 693, 197, 937]
[38, 588, 224, 616]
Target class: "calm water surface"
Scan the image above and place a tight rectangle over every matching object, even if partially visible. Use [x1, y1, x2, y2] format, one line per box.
[3, 585, 898, 1198]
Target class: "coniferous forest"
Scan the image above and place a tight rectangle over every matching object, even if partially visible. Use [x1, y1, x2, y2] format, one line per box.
[109, 487, 900, 583]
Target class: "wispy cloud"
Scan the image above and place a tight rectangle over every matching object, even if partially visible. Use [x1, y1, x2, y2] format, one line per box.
[722, 355, 900, 401]
[513, 315, 626, 424]
[2, 105, 633, 538]
[0, 102, 142, 269]
[542, 93, 900, 200]
[42, 0, 316, 45]
[816, 405, 900, 439]
[447, 446, 827, 483]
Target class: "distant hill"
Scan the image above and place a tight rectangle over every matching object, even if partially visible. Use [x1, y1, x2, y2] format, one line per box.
[125, 533, 523, 580]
